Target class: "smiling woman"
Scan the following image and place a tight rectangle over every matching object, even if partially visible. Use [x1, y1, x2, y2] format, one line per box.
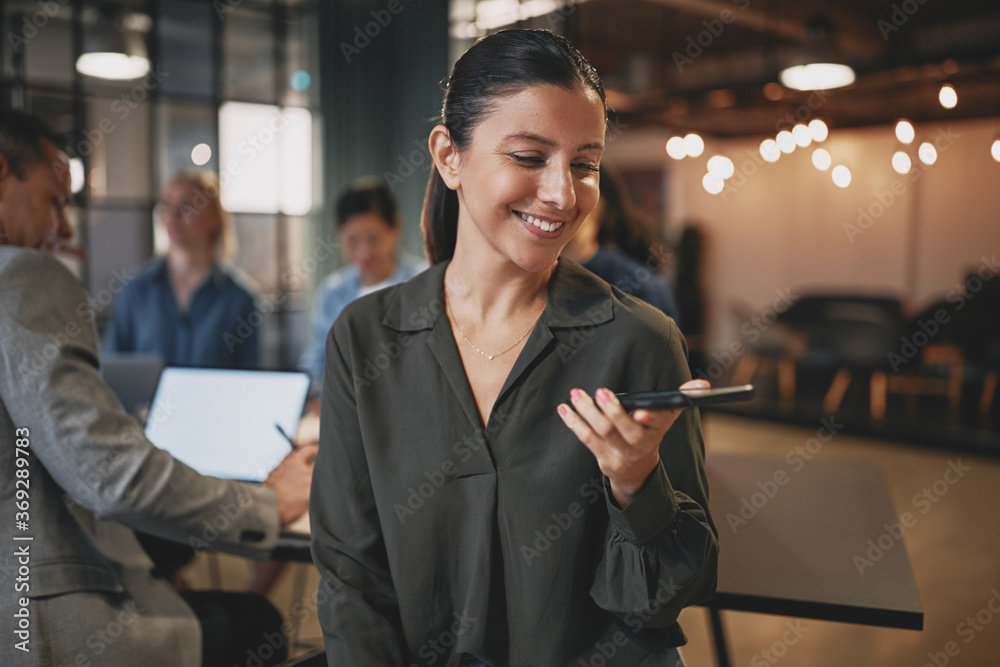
[310, 29, 718, 666]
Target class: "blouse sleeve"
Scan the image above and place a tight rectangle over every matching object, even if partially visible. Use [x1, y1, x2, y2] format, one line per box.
[310, 317, 407, 662]
[589, 320, 719, 632]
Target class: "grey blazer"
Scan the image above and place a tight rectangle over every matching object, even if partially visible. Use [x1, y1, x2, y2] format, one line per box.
[0, 248, 280, 666]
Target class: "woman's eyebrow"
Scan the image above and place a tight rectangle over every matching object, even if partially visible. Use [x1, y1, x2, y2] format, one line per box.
[500, 132, 604, 152]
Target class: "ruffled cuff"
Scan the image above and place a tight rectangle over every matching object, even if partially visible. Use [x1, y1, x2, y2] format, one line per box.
[604, 462, 679, 544]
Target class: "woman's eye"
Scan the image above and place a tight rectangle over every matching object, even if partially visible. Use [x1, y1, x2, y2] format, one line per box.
[511, 155, 544, 167]
[572, 163, 599, 173]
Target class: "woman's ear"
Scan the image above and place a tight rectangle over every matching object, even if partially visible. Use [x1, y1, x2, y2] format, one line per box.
[428, 125, 461, 190]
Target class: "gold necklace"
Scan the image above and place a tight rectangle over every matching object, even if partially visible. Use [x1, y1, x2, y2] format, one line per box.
[446, 301, 541, 361]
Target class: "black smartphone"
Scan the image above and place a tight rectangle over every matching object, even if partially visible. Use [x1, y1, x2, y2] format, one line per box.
[616, 384, 755, 411]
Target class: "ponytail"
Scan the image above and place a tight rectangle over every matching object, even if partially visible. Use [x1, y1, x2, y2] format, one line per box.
[421, 165, 459, 264]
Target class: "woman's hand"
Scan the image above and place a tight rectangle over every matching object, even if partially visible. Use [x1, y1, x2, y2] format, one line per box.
[557, 379, 711, 508]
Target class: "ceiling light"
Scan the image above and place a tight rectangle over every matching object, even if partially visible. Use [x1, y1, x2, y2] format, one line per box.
[683, 133, 704, 158]
[760, 139, 780, 163]
[792, 124, 812, 147]
[191, 144, 212, 166]
[76, 11, 150, 80]
[918, 142, 937, 165]
[808, 119, 828, 142]
[776, 131, 795, 154]
[707, 155, 735, 179]
[939, 84, 957, 109]
[811, 148, 831, 171]
[832, 165, 851, 188]
[895, 120, 915, 144]
[702, 172, 724, 195]
[892, 151, 911, 174]
[779, 63, 855, 91]
[666, 136, 687, 160]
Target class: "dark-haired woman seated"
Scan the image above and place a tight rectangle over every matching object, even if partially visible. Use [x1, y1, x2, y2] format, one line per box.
[310, 29, 718, 667]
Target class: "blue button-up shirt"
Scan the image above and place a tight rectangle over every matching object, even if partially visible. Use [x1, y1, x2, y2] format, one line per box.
[104, 258, 259, 368]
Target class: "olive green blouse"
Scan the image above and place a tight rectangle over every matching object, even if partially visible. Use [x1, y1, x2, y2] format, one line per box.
[310, 258, 718, 666]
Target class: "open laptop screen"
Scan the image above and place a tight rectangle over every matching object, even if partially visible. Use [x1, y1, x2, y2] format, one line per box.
[144, 367, 310, 482]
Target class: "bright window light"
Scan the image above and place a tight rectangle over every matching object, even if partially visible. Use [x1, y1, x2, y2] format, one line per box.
[219, 102, 312, 215]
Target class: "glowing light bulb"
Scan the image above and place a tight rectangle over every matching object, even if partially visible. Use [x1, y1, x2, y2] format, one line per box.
[808, 119, 828, 142]
[683, 133, 705, 158]
[191, 143, 212, 166]
[702, 172, 724, 195]
[918, 142, 937, 165]
[992, 139, 1000, 163]
[776, 130, 795, 154]
[760, 139, 780, 163]
[892, 151, 911, 174]
[666, 136, 687, 160]
[832, 165, 851, 188]
[811, 148, 831, 171]
[895, 120, 915, 144]
[706, 155, 735, 179]
[939, 84, 957, 109]
[792, 124, 812, 147]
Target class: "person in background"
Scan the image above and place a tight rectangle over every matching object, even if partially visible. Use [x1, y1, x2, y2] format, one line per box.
[0, 109, 315, 667]
[562, 165, 681, 325]
[299, 176, 424, 394]
[104, 170, 259, 368]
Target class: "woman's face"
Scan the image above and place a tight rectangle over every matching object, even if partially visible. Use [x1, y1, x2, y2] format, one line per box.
[338, 211, 400, 285]
[449, 84, 606, 273]
[159, 180, 221, 252]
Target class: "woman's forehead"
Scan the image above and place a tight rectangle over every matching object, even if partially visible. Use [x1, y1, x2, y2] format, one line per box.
[477, 84, 607, 147]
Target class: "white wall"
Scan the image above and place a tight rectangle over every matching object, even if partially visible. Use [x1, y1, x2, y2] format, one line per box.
[606, 117, 1000, 355]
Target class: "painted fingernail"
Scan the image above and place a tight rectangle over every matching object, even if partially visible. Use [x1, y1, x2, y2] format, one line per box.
[557, 404, 569, 417]
[597, 388, 611, 404]
[570, 388, 581, 401]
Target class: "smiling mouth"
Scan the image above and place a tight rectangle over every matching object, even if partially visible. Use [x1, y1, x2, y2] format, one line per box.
[515, 211, 565, 233]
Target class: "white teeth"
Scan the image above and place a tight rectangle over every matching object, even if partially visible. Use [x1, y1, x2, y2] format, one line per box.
[517, 211, 564, 233]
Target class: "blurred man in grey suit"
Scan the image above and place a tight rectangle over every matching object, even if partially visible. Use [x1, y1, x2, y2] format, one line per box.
[0, 110, 317, 666]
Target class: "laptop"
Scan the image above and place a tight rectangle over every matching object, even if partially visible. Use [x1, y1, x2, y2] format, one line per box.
[144, 367, 310, 483]
[99, 353, 164, 416]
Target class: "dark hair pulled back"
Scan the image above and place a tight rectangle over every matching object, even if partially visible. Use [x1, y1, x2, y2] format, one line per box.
[336, 176, 399, 229]
[421, 29, 606, 264]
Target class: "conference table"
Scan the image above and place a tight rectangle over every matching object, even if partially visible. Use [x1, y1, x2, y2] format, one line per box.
[703, 452, 924, 666]
[275, 451, 924, 666]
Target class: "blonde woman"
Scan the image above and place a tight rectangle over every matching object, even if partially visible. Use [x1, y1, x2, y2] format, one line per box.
[104, 170, 259, 368]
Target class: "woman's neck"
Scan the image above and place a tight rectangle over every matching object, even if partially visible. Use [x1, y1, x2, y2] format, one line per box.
[445, 237, 554, 327]
[167, 244, 214, 280]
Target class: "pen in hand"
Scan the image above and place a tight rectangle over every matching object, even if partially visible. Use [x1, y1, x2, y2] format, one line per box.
[274, 423, 298, 449]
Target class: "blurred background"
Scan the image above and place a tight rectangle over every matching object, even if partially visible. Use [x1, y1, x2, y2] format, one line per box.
[3, 1, 1000, 663]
